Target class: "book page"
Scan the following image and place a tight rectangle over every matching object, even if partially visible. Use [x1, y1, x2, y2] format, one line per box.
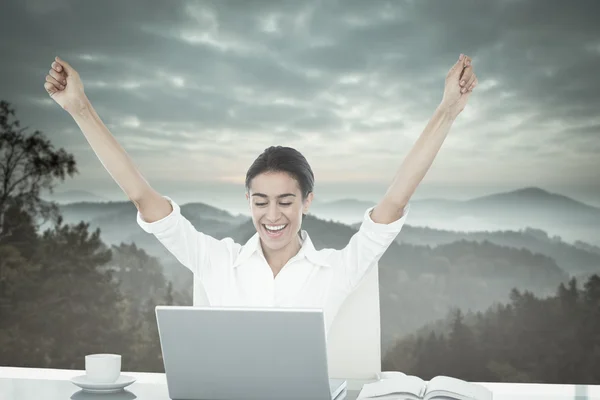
[358, 376, 426, 399]
[423, 376, 492, 400]
[377, 371, 408, 381]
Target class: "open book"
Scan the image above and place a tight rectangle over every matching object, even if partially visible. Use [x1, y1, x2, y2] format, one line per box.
[357, 372, 492, 400]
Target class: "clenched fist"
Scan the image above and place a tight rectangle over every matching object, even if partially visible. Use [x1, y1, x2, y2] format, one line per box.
[44, 56, 87, 113]
[441, 54, 478, 118]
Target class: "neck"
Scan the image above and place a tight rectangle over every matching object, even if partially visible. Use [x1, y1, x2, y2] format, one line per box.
[261, 233, 303, 276]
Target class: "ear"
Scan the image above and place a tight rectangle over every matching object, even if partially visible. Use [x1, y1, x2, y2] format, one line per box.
[303, 192, 314, 214]
[245, 192, 249, 201]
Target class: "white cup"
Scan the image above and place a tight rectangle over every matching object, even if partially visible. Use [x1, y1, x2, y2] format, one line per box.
[85, 354, 121, 383]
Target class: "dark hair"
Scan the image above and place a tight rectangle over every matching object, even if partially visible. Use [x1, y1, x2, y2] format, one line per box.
[245, 146, 314, 201]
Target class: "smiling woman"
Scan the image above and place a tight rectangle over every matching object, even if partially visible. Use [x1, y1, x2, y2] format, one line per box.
[244, 146, 315, 273]
[43, 52, 477, 334]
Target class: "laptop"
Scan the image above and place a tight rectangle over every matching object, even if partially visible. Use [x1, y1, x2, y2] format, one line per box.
[155, 305, 347, 400]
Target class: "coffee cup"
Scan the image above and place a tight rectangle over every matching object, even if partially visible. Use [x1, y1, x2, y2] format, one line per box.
[85, 354, 121, 383]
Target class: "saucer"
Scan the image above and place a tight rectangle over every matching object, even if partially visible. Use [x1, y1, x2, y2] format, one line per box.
[70, 374, 136, 393]
[71, 389, 137, 400]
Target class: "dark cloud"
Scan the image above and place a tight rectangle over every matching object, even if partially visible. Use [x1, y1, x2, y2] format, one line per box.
[1, 0, 599, 202]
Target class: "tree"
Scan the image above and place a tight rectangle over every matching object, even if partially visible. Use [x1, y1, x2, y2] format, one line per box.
[0, 200, 39, 253]
[0, 244, 39, 330]
[0, 100, 77, 239]
[0, 101, 174, 372]
[105, 243, 184, 371]
[107, 243, 170, 311]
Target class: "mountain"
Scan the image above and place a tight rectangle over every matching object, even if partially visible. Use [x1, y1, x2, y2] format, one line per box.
[56, 200, 248, 249]
[459, 186, 600, 227]
[309, 198, 375, 223]
[47, 191, 600, 354]
[374, 225, 600, 277]
[312, 187, 600, 246]
[41, 190, 110, 204]
[469, 187, 597, 211]
[573, 241, 600, 256]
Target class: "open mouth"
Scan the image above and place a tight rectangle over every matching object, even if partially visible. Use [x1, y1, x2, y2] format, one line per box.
[262, 224, 288, 238]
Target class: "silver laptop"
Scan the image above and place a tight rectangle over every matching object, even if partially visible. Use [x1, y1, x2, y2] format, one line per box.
[155, 306, 347, 400]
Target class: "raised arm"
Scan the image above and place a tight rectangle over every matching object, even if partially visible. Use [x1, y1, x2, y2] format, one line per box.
[372, 53, 479, 223]
[44, 56, 170, 222]
[331, 54, 479, 292]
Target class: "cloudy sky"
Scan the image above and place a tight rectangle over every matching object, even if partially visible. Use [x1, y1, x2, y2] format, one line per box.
[1, 0, 600, 210]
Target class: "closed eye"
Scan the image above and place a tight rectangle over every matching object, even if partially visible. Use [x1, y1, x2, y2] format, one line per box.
[255, 202, 293, 207]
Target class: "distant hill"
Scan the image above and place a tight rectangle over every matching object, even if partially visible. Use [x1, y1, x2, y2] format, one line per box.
[56, 200, 248, 250]
[574, 241, 600, 256]
[47, 189, 600, 354]
[41, 190, 110, 204]
[312, 186, 600, 246]
[469, 187, 597, 211]
[367, 225, 600, 277]
[310, 198, 375, 214]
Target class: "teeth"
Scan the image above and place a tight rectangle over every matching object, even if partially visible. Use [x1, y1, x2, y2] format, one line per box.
[265, 224, 286, 231]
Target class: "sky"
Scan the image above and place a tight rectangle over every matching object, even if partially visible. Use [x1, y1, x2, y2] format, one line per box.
[1, 0, 600, 208]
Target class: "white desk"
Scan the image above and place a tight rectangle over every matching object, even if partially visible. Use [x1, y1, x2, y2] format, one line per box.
[1, 366, 600, 399]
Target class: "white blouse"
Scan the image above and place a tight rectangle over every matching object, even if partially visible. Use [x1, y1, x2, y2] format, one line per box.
[137, 197, 409, 331]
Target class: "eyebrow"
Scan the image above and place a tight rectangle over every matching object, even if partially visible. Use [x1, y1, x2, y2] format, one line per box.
[251, 193, 296, 199]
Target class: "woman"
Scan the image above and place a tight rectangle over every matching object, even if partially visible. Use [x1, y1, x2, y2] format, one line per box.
[44, 54, 478, 332]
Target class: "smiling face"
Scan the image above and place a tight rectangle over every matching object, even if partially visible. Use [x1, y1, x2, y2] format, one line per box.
[246, 171, 313, 251]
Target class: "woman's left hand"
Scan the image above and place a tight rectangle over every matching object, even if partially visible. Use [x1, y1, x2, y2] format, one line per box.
[441, 54, 478, 118]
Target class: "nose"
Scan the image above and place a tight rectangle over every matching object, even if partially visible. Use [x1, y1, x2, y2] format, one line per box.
[265, 203, 282, 222]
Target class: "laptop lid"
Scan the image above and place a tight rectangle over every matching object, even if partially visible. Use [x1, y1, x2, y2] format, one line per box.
[156, 306, 343, 400]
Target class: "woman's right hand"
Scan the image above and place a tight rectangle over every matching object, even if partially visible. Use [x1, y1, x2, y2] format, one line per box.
[44, 56, 87, 113]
